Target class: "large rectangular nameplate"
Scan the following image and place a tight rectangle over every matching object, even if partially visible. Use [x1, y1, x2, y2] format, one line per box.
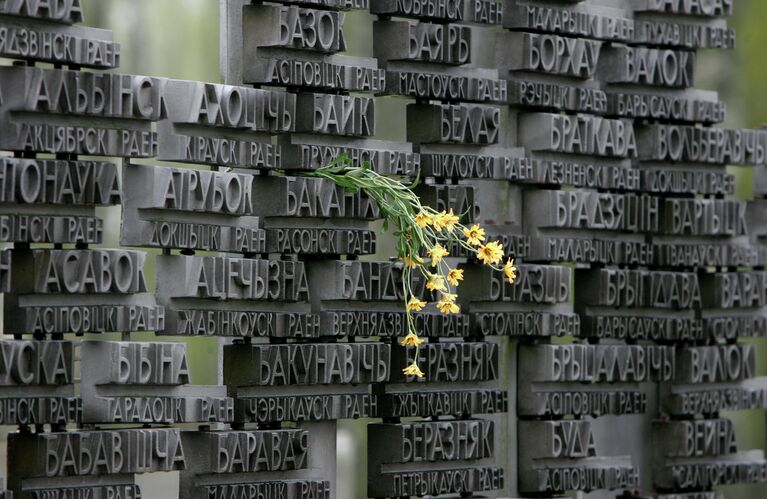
[633, 0, 733, 17]
[155, 254, 315, 337]
[224, 343, 390, 386]
[518, 419, 639, 494]
[0, 66, 165, 120]
[503, 2, 633, 42]
[156, 78, 294, 170]
[652, 419, 767, 490]
[8, 248, 147, 294]
[497, 31, 602, 78]
[309, 260, 417, 302]
[368, 419, 503, 497]
[653, 419, 737, 459]
[528, 234, 653, 266]
[637, 124, 767, 165]
[700, 271, 767, 308]
[675, 345, 755, 384]
[606, 88, 725, 123]
[373, 385, 507, 417]
[0, 339, 79, 425]
[519, 113, 637, 158]
[576, 268, 701, 309]
[121, 164, 265, 253]
[249, 176, 379, 219]
[244, 5, 346, 53]
[0, 1, 85, 24]
[373, 20, 471, 66]
[8, 428, 186, 477]
[80, 341, 233, 424]
[295, 93, 375, 137]
[0, 157, 117, 243]
[178, 424, 334, 499]
[385, 69, 507, 102]
[518, 344, 648, 417]
[639, 166, 734, 195]
[156, 255, 309, 302]
[14, 483, 139, 499]
[660, 198, 747, 236]
[181, 429, 309, 474]
[653, 240, 758, 268]
[232, 390, 377, 423]
[4, 249, 163, 335]
[472, 309, 580, 337]
[244, 54, 383, 92]
[369, 419, 494, 463]
[508, 78, 609, 115]
[307, 258, 465, 335]
[653, 450, 767, 490]
[462, 264, 571, 303]
[156, 79, 293, 167]
[371, 0, 502, 24]
[660, 376, 767, 416]
[319, 309, 470, 338]
[600, 44, 695, 88]
[265, 226, 376, 256]
[0, 69, 163, 157]
[518, 344, 675, 383]
[0, 14, 119, 67]
[392, 342, 498, 382]
[575, 268, 703, 339]
[407, 102, 501, 145]
[278, 133, 418, 175]
[184, 479, 329, 499]
[525, 189, 659, 232]
[0, 158, 120, 205]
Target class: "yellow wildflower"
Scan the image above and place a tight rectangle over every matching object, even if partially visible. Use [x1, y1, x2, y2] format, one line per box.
[400, 331, 424, 347]
[476, 240, 504, 265]
[426, 275, 446, 292]
[431, 211, 448, 231]
[406, 297, 427, 312]
[436, 293, 460, 314]
[427, 244, 449, 267]
[447, 268, 464, 286]
[414, 211, 432, 228]
[402, 255, 423, 269]
[440, 209, 460, 232]
[403, 362, 425, 378]
[463, 224, 486, 246]
[432, 209, 459, 232]
[503, 258, 518, 284]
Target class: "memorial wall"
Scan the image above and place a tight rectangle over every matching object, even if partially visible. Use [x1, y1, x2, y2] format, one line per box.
[0, 0, 765, 498]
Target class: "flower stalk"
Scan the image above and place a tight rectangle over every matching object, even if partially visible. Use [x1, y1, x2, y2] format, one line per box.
[295, 155, 518, 378]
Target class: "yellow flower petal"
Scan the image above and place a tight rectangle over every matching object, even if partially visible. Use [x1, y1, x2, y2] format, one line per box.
[402, 255, 423, 269]
[476, 241, 504, 265]
[427, 244, 449, 267]
[431, 211, 448, 231]
[441, 209, 459, 232]
[406, 297, 427, 312]
[463, 224, 486, 246]
[436, 297, 460, 314]
[414, 211, 432, 228]
[402, 362, 425, 378]
[447, 268, 464, 286]
[426, 275, 446, 292]
[400, 331, 425, 347]
[503, 258, 518, 285]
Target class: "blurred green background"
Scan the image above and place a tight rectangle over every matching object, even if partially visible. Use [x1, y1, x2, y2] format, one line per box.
[49, 0, 767, 497]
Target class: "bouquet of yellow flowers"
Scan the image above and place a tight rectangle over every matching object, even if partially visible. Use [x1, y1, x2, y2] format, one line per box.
[303, 155, 518, 378]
